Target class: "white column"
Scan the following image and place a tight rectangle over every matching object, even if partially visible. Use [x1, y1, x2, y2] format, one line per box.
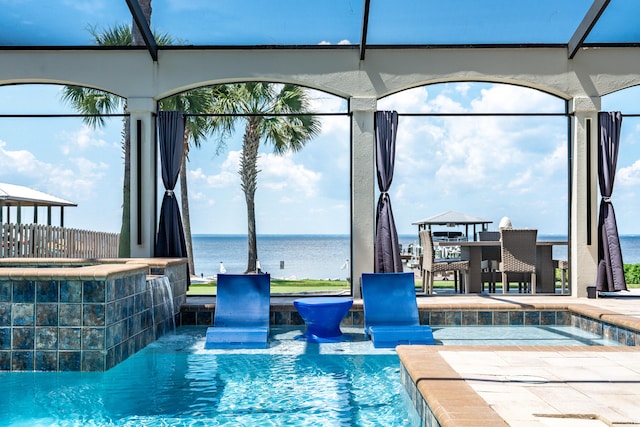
[350, 97, 376, 298]
[569, 96, 600, 297]
[127, 97, 157, 258]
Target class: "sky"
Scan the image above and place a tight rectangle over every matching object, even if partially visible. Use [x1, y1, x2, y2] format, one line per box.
[1, 82, 640, 238]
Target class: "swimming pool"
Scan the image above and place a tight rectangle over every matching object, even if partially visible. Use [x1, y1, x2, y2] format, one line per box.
[0, 323, 622, 426]
[0, 327, 421, 426]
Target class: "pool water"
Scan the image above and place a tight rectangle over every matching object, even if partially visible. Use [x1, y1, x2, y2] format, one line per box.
[0, 324, 621, 426]
[432, 325, 622, 346]
[0, 327, 420, 427]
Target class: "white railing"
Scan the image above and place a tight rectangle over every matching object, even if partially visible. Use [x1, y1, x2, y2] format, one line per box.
[1, 223, 119, 258]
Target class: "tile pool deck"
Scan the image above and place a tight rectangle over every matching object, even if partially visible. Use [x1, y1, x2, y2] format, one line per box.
[186, 293, 640, 427]
[403, 295, 640, 427]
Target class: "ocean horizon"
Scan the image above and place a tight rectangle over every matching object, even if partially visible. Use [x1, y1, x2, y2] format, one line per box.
[191, 233, 640, 280]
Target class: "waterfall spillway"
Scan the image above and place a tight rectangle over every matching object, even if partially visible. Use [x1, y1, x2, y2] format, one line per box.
[148, 276, 176, 336]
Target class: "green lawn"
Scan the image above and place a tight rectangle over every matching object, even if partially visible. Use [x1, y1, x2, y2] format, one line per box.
[188, 277, 640, 295]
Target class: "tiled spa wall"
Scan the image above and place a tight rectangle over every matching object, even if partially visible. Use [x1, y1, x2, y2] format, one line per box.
[0, 259, 189, 372]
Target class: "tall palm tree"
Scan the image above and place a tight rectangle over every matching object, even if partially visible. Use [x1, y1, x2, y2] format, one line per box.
[61, 23, 204, 272]
[60, 25, 132, 256]
[210, 83, 321, 273]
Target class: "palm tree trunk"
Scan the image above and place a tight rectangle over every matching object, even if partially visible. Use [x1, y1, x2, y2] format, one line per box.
[180, 135, 195, 275]
[241, 119, 261, 273]
[118, 114, 131, 257]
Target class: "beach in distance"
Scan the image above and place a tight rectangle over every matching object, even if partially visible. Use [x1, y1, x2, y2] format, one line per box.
[191, 234, 640, 281]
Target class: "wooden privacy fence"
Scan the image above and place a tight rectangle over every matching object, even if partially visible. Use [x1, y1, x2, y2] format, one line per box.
[1, 223, 119, 258]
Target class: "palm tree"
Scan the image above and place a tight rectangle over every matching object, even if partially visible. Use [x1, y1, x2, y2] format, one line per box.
[60, 25, 131, 256]
[61, 23, 204, 272]
[210, 83, 321, 273]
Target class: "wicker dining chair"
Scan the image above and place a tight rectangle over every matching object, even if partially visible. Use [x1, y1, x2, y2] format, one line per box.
[478, 231, 501, 293]
[499, 228, 537, 294]
[419, 230, 469, 294]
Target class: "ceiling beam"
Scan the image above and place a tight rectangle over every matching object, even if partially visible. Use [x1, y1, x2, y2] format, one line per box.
[125, 0, 158, 62]
[568, 0, 610, 59]
[359, 0, 371, 60]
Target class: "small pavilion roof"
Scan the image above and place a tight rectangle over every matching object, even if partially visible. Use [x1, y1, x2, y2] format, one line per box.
[412, 210, 492, 227]
[0, 183, 76, 207]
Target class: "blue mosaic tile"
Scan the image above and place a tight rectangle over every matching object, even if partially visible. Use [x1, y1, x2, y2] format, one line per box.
[180, 311, 196, 325]
[196, 311, 213, 326]
[35, 351, 58, 371]
[59, 304, 82, 326]
[524, 311, 540, 326]
[106, 279, 117, 302]
[429, 311, 446, 326]
[58, 328, 81, 350]
[36, 304, 58, 326]
[602, 323, 616, 340]
[82, 351, 105, 372]
[557, 311, 572, 325]
[12, 351, 34, 371]
[83, 327, 105, 350]
[0, 280, 10, 302]
[13, 281, 35, 303]
[35, 327, 58, 350]
[493, 311, 509, 325]
[60, 281, 82, 303]
[509, 311, 524, 326]
[83, 304, 106, 327]
[13, 327, 34, 350]
[477, 311, 493, 325]
[0, 351, 9, 370]
[0, 328, 10, 350]
[540, 311, 556, 325]
[36, 280, 59, 303]
[0, 302, 10, 326]
[461, 311, 477, 325]
[83, 281, 105, 303]
[12, 303, 34, 326]
[59, 351, 81, 371]
[444, 311, 461, 326]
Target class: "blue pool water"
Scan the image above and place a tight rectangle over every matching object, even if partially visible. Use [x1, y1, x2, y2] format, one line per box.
[0, 327, 420, 427]
[432, 325, 622, 346]
[0, 324, 621, 426]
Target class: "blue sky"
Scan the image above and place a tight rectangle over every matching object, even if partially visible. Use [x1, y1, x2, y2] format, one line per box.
[1, 82, 640, 237]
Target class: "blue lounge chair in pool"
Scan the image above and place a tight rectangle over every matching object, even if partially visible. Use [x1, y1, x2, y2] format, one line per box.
[205, 273, 271, 349]
[361, 272, 434, 348]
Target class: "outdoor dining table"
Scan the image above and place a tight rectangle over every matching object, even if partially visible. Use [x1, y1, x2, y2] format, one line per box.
[433, 240, 568, 294]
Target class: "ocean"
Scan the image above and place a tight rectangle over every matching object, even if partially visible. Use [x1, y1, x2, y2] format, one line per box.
[192, 234, 640, 280]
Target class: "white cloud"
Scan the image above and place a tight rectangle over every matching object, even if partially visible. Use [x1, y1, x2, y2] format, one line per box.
[260, 152, 321, 197]
[59, 126, 110, 155]
[618, 160, 640, 186]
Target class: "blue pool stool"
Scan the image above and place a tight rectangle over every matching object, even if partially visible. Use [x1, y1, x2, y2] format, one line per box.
[294, 297, 353, 343]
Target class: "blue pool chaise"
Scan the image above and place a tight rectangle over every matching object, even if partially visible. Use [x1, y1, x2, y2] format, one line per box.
[205, 273, 271, 349]
[361, 272, 435, 348]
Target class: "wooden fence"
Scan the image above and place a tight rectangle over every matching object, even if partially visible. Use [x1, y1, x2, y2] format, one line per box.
[1, 223, 119, 258]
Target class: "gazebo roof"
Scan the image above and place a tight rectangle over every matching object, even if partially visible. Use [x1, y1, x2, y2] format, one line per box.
[0, 183, 76, 208]
[412, 210, 492, 226]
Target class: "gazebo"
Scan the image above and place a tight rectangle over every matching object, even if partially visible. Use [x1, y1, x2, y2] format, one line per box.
[412, 211, 492, 241]
[0, 182, 76, 227]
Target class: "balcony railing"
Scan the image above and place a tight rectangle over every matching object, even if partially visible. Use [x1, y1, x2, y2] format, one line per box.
[1, 223, 119, 258]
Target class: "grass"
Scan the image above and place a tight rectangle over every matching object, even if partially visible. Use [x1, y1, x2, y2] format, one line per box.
[188, 278, 350, 295]
[188, 277, 640, 295]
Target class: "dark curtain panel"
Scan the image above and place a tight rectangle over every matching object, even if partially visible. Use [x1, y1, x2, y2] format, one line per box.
[596, 111, 627, 292]
[374, 111, 403, 273]
[155, 111, 188, 258]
